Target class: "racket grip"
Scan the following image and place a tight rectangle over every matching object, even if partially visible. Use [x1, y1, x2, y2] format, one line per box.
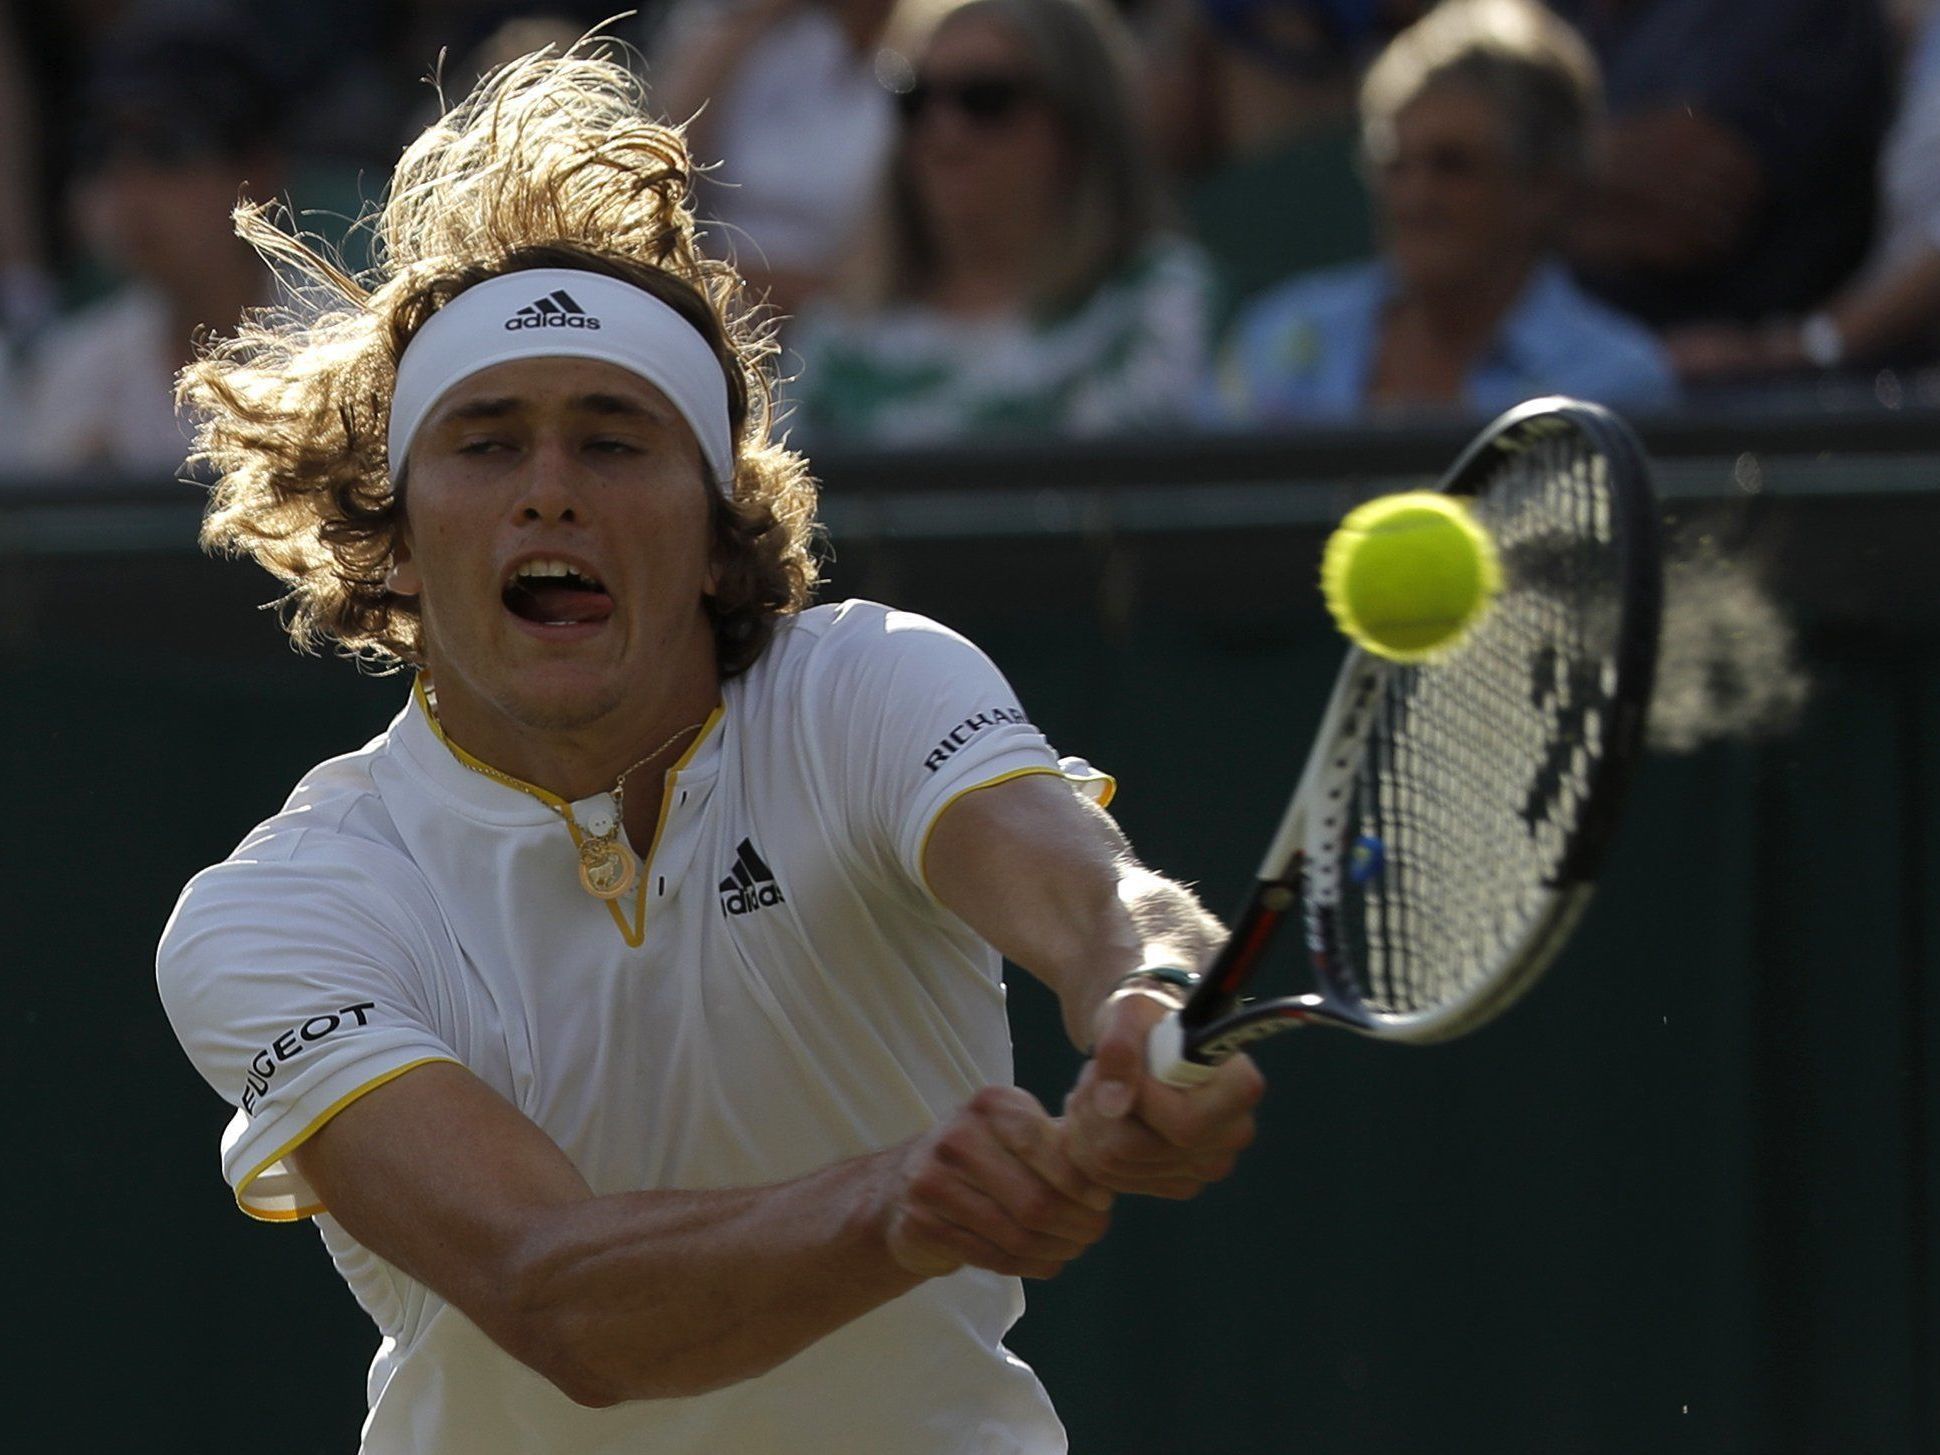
[1146, 1011, 1217, 1088]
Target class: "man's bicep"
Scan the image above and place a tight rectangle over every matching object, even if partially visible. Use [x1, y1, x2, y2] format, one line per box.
[923, 772, 1138, 1027]
[925, 771, 1126, 919]
[291, 1060, 594, 1332]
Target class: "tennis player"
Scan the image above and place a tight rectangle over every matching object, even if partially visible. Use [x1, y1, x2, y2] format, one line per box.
[156, 42, 1260, 1454]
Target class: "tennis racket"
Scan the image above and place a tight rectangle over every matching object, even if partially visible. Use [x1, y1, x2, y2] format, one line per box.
[1147, 396, 1662, 1085]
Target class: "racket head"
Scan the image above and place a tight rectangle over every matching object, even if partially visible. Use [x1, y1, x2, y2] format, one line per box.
[1299, 397, 1662, 1043]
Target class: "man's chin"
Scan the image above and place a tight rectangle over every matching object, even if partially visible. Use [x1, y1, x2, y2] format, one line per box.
[495, 669, 626, 734]
[506, 700, 616, 733]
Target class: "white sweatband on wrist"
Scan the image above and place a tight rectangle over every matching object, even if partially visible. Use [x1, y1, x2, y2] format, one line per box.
[386, 267, 735, 489]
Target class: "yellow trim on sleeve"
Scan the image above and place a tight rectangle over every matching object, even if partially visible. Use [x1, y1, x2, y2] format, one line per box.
[917, 766, 1065, 899]
[1066, 767, 1117, 810]
[233, 1056, 459, 1223]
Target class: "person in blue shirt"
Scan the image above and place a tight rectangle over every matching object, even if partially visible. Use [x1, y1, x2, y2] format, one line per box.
[1211, 0, 1676, 424]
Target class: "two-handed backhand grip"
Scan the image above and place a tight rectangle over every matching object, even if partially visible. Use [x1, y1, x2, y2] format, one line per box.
[1145, 1011, 1216, 1089]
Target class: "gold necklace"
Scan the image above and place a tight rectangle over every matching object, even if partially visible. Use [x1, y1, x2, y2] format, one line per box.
[431, 700, 705, 903]
[565, 720, 706, 901]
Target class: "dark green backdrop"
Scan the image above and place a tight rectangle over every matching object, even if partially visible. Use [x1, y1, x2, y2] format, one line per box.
[5, 427, 1936, 1452]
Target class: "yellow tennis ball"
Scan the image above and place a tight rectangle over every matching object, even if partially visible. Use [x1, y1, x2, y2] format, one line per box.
[1320, 492, 1501, 661]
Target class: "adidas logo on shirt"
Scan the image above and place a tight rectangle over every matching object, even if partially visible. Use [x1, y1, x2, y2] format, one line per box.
[719, 838, 785, 916]
[504, 289, 603, 331]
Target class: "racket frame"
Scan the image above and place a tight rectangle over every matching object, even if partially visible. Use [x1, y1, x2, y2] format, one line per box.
[1147, 397, 1662, 1085]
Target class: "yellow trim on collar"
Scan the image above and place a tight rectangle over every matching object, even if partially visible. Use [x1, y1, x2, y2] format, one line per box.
[413, 676, 570, 808]
[410, 679, 724, 948]
[234, 1056, 459, 1223]
[609, 703, 723, 946]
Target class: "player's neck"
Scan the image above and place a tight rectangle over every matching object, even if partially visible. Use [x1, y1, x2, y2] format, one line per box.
[424, 660, 721, 813]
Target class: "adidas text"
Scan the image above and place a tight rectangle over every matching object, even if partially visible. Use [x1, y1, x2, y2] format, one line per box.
[719, 837, 785, 917]
[505, 313, 601, 331]
[505, 289, 602, 331]
[721, 883, 785, 916]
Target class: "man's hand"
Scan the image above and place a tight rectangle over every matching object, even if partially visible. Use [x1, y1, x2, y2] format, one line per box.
[1063, 987, 1264, 1199]
[884, 1086, 1114, 1281]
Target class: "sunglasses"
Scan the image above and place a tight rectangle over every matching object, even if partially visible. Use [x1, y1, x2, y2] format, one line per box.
[895, 73, 1041, 128]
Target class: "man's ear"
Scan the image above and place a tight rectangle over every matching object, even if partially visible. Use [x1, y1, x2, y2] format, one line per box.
[387, 531, 423, 597]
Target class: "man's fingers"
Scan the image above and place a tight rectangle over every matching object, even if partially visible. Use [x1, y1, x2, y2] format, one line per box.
[983, 1094, 1114, 1213]
[961, 1087, 1113, 1229]
[1087, 989, 1175, 1120]
[903, 1154, 1104, 1268]
[1087, 1026, 1142, 1119]
[1135, 1056, 1266, 1150]
[890, 1201, 1067, 1281]
[1076, 1110, 1254, 1167]
[1063, 1036, 1265, 1199]
[892, 1087, 1114, 1280]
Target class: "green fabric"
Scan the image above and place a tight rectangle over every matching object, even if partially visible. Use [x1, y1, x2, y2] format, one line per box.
[788, 239, 1215, 447]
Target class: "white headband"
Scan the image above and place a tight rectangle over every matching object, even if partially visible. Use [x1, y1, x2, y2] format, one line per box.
[387, 268, 735, 489]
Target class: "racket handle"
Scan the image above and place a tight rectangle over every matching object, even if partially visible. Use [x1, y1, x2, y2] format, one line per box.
[1146, 1011, 1218, 1088]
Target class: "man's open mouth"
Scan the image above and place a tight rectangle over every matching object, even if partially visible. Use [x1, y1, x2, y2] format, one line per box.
[502, 558, 614, 625]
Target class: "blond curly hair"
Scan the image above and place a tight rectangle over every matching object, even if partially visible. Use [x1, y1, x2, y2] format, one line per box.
[182, 42, 821, 674]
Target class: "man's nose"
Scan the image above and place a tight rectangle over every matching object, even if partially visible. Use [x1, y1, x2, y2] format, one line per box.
[512, 439, 585, 522]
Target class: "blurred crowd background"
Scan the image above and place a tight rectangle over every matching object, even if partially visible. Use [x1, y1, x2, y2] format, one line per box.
[0, 0, 1931, 475]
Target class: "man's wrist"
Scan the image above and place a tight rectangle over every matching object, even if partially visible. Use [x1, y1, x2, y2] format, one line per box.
[1109, 964, 1200, 1002]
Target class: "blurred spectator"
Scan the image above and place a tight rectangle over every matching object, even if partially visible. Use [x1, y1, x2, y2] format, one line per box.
[4, 12, 281, 473]
[649, 0, 899, 314]
[0, 6, 45, 440]
[1668, 0, 1940, 380]
[463, 13, 590, 73]
[786, 0, 1215, 446]
[1211, 0, 1674, 423]
[0, 7, 53, 346]
[1552, 0, 1892, 329]
[1145, 0, 1382, 317]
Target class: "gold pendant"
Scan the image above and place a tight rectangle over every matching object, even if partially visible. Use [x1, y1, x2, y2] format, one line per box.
[577, 835, 637, 900]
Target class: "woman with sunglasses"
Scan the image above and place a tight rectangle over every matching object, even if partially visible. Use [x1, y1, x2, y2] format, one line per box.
[786, 0, 1214, 445]
[1210, 0, 1676, 422]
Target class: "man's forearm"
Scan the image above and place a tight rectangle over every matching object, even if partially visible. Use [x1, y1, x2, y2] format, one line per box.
[504, 1147, 922, 1405]
[1116, 864, 1225, 977]
[1052, 863, 1225, 1045]
[922, 777, 1227, 1048]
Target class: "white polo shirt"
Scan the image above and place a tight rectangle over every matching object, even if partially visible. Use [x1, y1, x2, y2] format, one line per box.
[157, 601, 1110, 1455]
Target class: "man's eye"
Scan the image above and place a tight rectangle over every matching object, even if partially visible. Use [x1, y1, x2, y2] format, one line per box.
[457, 438, 510, 454]
[588, 438, 643, 455]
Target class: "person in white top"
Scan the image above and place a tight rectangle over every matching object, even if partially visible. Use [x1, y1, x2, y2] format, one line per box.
[649, 0, 898, 314]
[8, 14, 279, 473]
[157, 39, 1261, 1455]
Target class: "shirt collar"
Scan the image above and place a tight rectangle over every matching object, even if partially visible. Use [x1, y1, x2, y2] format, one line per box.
[391, 677, 725, 826]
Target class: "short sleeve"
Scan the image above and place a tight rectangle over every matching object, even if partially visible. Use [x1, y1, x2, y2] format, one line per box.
[156, 841, 461, 1221]
[798, 604, 1110, 894]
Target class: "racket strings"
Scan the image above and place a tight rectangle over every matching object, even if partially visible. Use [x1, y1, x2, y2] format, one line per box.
[1334, 434, 1623, 1021]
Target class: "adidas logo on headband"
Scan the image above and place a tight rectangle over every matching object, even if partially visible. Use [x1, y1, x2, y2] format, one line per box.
[505, 289, 603, 331]
[391, 267, 732, 486]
